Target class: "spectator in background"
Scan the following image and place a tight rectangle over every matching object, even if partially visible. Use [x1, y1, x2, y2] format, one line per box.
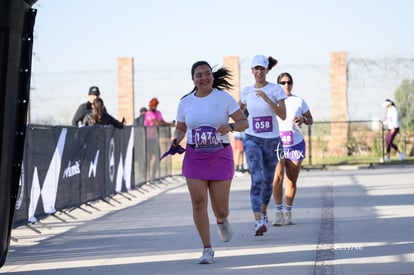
[233, 130, 245, 172]
[72, 86, 102, 127]
[383, 99, 404, 161]
[134, 107, 147, 126]
[272, 72, 313, 226]
[83, 98, 124, 129]
[144, 98, 174, 127]
[144, 98, 174, 179]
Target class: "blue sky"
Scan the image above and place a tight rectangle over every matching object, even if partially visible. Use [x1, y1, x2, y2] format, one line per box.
[30, 0, 414, 125]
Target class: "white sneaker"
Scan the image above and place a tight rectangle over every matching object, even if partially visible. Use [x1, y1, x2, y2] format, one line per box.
[399, 153, 405, 161]
[217, 219, 233, 243]
[261, 213, 269, 226]
[254, 220, 267, 236]
[284, 211, 295, 225]
[384, 156, 391, 162]
[272, 212, 284, 226]
[199, 247, 214, 264]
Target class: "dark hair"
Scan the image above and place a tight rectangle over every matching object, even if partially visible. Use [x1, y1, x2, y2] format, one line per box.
[267, 56, 278, 71]
[183, 61, 233, 97]
[91, 97, 105, 122]
[385, 98, 396, 106]
[277, 72, 294, 84]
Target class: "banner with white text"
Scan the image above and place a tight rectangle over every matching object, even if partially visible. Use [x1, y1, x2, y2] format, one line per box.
[13, 125, 135, 226]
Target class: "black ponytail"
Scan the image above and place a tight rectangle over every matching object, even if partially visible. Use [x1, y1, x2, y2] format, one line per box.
[212, 67, 233, 91]
[267, 56, 278, 71]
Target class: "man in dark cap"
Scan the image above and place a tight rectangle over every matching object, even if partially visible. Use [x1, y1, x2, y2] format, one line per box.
[134, 107, 147, 127]
[72, 86, 101, 126]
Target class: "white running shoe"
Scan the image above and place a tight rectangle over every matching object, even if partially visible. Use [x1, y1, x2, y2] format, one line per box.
[399, 152, 405, 161]
[199, 247, 214, 264]
[254, 220, 267, 236]
[272, 212, 285, 226]
[284, 211, 295, 225]
[261, 213, 269, 227]
[217, 219, 233, 243]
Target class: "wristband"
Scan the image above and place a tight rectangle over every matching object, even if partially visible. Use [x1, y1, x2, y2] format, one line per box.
[303, 116, 308, 124]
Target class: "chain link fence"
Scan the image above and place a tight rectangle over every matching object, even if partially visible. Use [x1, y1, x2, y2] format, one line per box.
[302, 120, 413, 167]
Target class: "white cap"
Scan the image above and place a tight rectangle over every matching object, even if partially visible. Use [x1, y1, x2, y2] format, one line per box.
[382, 99, 393, 107]
[251, 55, 268, 69]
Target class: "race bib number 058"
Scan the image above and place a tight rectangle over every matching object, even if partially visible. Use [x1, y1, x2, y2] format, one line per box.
[252, 116, 272, 133]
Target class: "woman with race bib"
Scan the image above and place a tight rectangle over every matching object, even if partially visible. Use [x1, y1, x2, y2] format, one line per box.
[172, 61, 248, 264]
[240, 55, 287, 236]
[271, 72, 313, 226]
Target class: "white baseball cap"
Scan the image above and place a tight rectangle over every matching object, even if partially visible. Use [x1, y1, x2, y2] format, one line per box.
[382, 99, 393, 107]
[251, 55, 269, 69]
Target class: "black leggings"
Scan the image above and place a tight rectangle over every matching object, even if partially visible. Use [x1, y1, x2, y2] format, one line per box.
[386, 128, 400, 154]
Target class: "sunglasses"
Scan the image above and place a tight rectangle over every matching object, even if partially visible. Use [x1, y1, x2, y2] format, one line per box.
[279, 81, 293, 85]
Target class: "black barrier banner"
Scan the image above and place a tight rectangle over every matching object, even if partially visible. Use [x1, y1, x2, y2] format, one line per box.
[27, 127, 67, 222]
[13, 125, 135, 226]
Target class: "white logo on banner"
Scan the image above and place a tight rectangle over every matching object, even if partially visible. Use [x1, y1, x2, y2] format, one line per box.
[28, 128, 67, 223]
[123, 129, 134, 190]
[109, 138, 115, 182]
[88, 150, 99, 178]
[115, 130, 134, 192]
[63, 161, 81, 178]
[115, 152, 124, 192]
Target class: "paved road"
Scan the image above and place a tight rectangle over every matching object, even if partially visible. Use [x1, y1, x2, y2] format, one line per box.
[1, 165, 414, 275]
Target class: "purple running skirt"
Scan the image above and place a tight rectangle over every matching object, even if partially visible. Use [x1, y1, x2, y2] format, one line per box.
[182, 144, 234, 181]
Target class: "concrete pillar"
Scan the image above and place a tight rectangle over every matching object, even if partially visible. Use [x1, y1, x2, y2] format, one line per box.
[223, 56, 242, 164]
[223, 56, 240, 101]
[330, 52, 348, 155]
[117, 57, 134, 125]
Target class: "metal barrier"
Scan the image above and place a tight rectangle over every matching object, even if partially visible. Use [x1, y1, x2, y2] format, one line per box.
[12, 125, 175, 228]
[302, 120, 385, 167]
[134, 126, 174, 185]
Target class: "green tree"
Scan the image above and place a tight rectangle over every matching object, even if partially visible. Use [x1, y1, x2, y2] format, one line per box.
[394, 79, 414, 130]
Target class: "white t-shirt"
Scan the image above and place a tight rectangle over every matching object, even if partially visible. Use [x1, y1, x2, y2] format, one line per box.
[385, 105, 399, 129]
[277, 94, 310, 147]
[240, 82, 287, 138]
[176, 89, 240, 144]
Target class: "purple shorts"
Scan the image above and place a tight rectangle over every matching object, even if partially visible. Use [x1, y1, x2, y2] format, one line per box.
[282, 139, 306, 161]
[182, 144, 234, 181]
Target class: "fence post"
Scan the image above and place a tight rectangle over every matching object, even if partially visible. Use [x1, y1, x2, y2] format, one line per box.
[381, 121, 385, 162]
[308, 125, 312, 166]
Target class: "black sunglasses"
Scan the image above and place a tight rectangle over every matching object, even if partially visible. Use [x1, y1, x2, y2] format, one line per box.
[279, 81, 293, 85]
